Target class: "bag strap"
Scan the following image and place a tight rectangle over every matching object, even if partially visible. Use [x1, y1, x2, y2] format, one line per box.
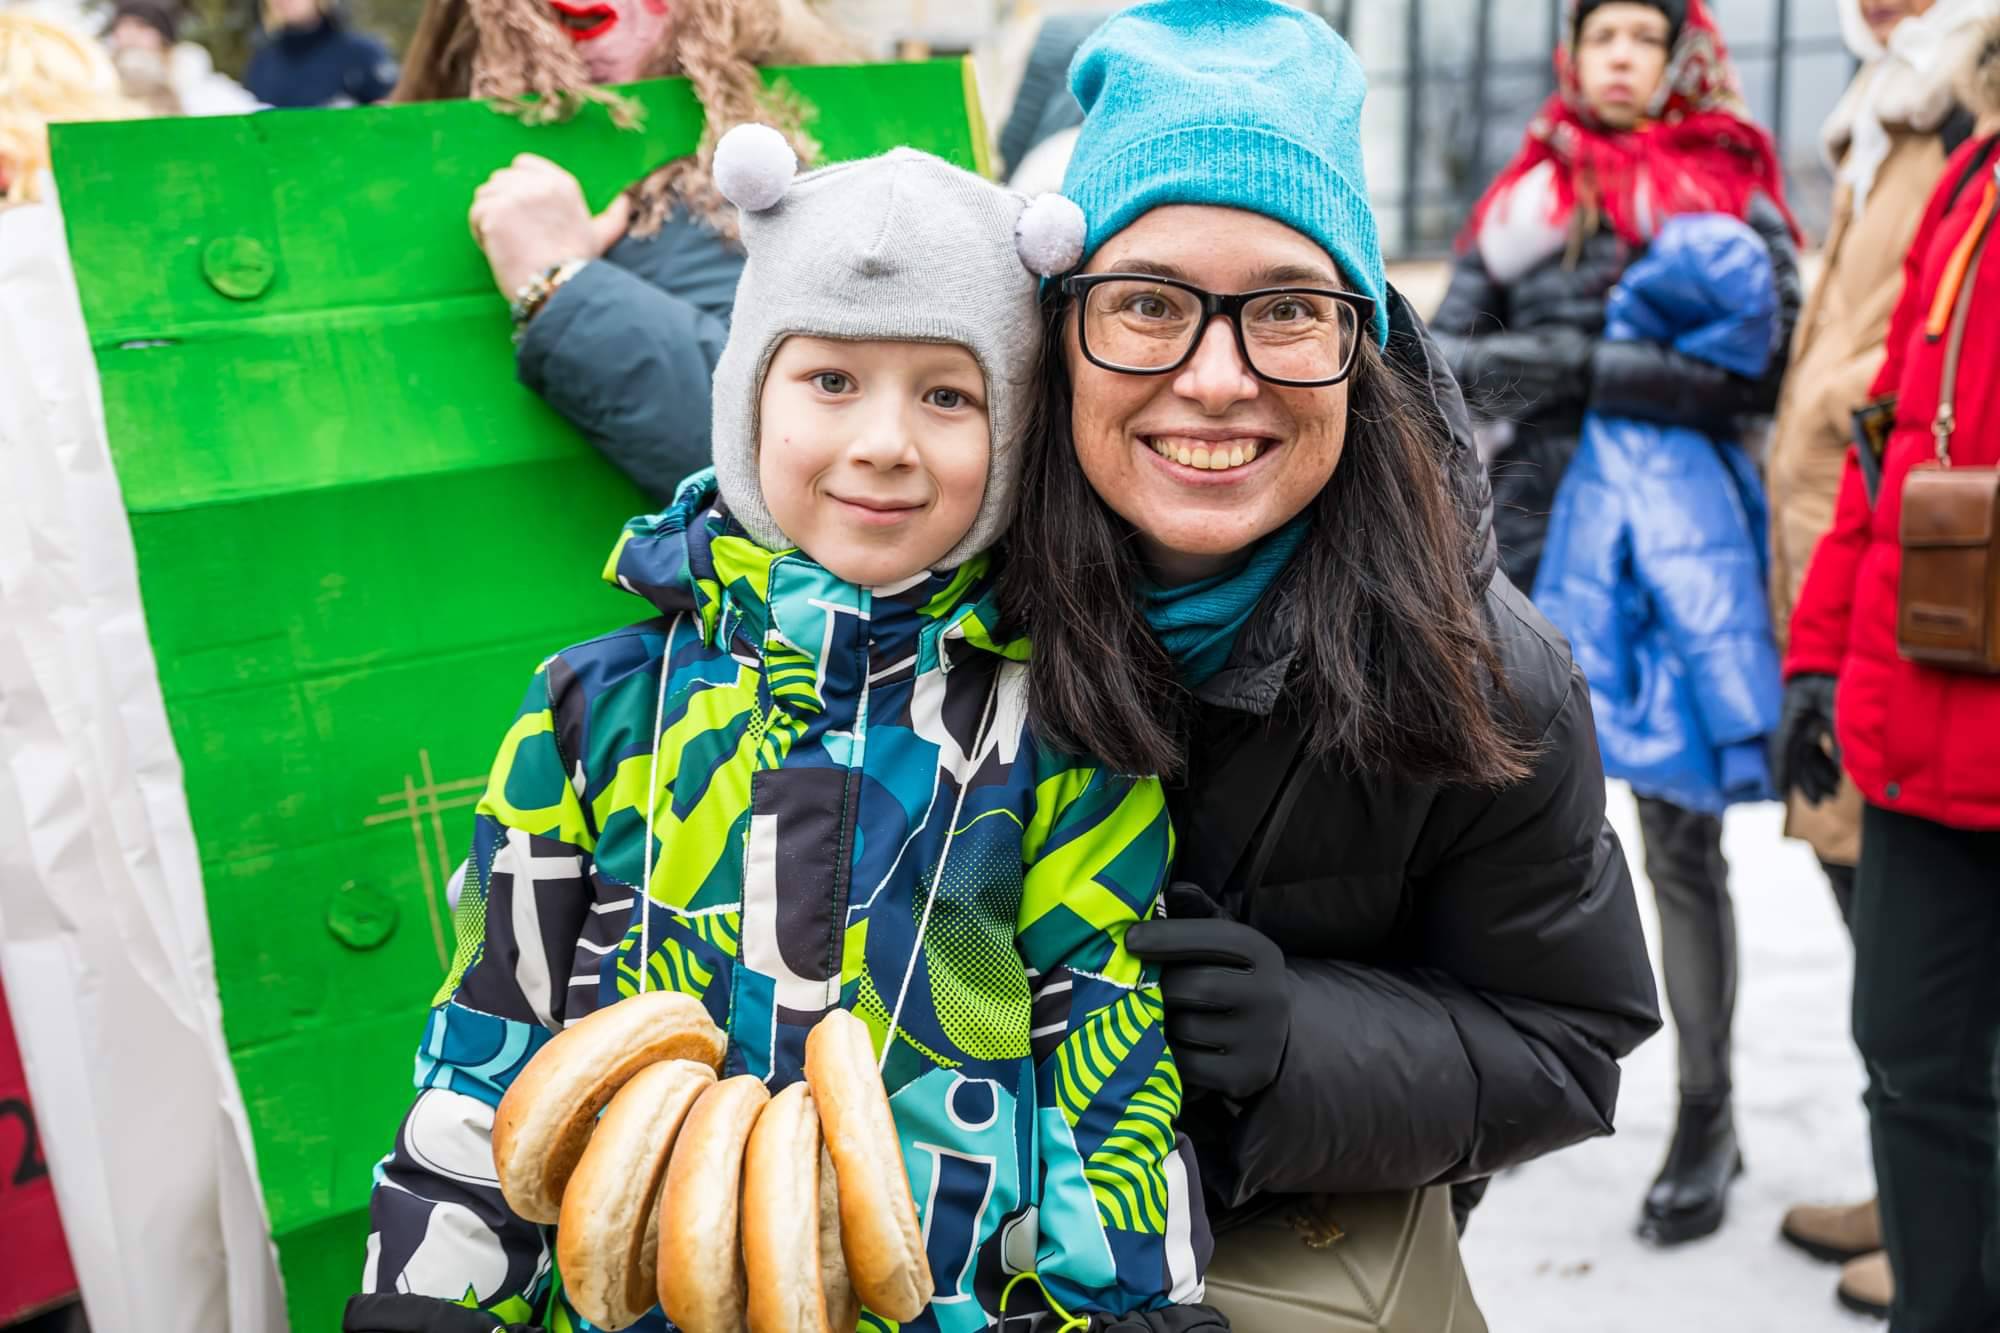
[1945, 134, 2000, 214]
[1930, 173, 1997, 467]
[1940, 107, 1980, 163]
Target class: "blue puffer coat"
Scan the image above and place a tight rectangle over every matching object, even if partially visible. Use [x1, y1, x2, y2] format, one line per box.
[1532, 214, 1783, 815]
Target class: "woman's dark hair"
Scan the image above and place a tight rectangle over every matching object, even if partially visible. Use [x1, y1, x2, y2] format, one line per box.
[1000, 295, 1536, 788]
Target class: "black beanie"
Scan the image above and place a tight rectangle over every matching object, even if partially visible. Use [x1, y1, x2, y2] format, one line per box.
[1573, 0, 1686, 44]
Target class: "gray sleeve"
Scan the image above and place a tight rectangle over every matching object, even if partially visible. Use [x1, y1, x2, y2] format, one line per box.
[515, 259, 731, 506]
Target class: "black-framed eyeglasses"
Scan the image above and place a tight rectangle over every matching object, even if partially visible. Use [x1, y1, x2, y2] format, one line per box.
[1060, 272, 1374, 388]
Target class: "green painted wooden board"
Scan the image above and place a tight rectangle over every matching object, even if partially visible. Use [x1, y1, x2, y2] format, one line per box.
[50, 60, 983, 1331]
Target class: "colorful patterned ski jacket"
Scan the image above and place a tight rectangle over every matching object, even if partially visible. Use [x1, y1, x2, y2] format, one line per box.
[360, 473, 1206, 1333]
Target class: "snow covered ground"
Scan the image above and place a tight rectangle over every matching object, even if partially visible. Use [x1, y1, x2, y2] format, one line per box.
[1461, 785, 1883, 1331]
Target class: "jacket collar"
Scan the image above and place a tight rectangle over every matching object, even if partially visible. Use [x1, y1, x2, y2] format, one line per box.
[603, 469, 1021, 672]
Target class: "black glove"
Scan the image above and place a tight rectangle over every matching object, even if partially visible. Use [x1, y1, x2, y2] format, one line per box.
[1093, 1301, 1232, 1333]
[1770, 673, 1842, 806]
[344, 1293, 544, 1333]
[1485, 325, 1595, 417]
[1124, 882, 1291, 1101]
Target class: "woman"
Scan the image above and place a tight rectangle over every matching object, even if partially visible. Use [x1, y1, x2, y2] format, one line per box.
[1430, 0, 1803, 1247]
[1767, 0, 1997, 1313]
[1776, 23, 2000, 1327]
[244, 0, 397, 108]
[398, 0, 858, 503]
[1001, 0, 1661, 1271]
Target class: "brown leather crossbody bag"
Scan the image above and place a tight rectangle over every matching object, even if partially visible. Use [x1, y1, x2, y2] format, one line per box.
[1898, 158, 2000, 674]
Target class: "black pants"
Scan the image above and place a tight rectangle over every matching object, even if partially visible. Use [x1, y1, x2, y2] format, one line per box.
[1853, 803, 2000, 1333]
[1636, 796, 1735, 1100]
[1825, 859, 1858, 932]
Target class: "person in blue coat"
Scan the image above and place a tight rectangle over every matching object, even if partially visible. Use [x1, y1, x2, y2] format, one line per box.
[1533, 207, 1784, 1239]
[244, 0, 396, 108]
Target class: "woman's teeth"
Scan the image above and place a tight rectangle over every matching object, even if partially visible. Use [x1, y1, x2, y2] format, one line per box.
[1149, 438, 1262, 470]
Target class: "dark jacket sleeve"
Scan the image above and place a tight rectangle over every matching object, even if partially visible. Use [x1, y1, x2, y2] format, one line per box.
[1386, 284, 1498, 589]
[344, 1293, 539, 1332]
[1211, 581, 1661, 1203]
[1430, 248, 1594, 422]
[1587, 193, 1804, 431]
[342, 33, 398, 104]
[515, 257, 732, 506]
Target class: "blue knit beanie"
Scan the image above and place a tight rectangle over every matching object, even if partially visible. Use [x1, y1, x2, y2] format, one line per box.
[1061, 0, 1388, 346]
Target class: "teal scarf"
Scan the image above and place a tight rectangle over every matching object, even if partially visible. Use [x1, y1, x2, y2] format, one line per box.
[1139, 516, 1308, 688]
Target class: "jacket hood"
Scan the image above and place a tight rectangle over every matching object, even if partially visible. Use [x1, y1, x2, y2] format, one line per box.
[1604, 213, 1777, 380]
[603, 469, 1025, 667]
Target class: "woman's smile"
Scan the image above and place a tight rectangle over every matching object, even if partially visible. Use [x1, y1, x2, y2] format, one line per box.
[1139, 432, 1278, 477]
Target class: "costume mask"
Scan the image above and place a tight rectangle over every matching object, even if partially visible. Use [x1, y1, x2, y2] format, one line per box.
[547, 0, 669, 83]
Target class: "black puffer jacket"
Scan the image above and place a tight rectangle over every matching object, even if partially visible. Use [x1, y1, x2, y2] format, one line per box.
[1168, 293, 1661, 1218]
[1431, 194, 1803, 590]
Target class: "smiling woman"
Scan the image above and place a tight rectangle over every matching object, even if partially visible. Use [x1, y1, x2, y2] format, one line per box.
[999, 5, 1660, 1322]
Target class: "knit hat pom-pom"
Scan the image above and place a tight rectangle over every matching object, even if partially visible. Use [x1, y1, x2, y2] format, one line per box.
[1015, 193, 1087, 277]
[714, 123, 798, 213]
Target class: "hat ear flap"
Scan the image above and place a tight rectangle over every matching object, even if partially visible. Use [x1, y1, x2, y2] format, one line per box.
[1015, 193, 1087, 277]
[714, 123, 798, 213]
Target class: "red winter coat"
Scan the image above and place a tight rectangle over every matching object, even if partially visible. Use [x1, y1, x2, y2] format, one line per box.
[1786, 132, 2000, 832]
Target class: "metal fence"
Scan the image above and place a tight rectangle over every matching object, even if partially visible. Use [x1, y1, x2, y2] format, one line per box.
[1300, 0, 1855, 258]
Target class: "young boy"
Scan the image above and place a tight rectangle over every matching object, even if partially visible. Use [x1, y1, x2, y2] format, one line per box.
[346, 132, 1217, 1333]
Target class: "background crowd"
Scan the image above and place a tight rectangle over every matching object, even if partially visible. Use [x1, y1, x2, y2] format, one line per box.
[3, 0, 1999, 1331]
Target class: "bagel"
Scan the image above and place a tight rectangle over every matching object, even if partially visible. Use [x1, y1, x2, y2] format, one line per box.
[658, 1075, 770, 1333]
[805, 1010, 933, 1320]
[493, 990, 726, 1223]
[818, 1143, 862, 1333]
[743, 1081, 843, 1333]
[556, 1059, 715, 1330]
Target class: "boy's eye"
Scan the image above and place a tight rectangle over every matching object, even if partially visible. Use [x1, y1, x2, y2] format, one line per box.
[927, 387, 976, 411]
[811, 372, 853, 395]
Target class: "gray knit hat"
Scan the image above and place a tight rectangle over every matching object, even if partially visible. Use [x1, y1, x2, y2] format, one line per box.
[708, 124, 1086, 571]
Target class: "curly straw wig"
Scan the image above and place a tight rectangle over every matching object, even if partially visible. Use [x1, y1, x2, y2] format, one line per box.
[395, 0, 858, 240]
[0, 12, 141, 206]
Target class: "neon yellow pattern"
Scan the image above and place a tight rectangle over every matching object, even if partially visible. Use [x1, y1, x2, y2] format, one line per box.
[590, 681, 759, 911]
[476, 707, 595, 849]
[923, 837, 1033, 1062]
[1052, 988, 1163, 1126]
[433, 856, 490, 1004]
[1086, 1052, 1181, 1235]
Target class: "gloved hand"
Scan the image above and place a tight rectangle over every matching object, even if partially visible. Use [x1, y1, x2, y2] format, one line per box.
[1093, 1301, 1232, 1333]
[1124, 882, 1291, 1101]
[344, 1292, 544, 1333]
[1770, 673, 1842, 805]
[1525, 325, 1596, 392]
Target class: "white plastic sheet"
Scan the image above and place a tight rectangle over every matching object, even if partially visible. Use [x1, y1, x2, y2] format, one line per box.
[0, 202, 288, 1333]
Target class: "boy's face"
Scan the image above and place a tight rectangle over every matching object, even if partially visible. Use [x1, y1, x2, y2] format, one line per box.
[758, 336, 991, 587]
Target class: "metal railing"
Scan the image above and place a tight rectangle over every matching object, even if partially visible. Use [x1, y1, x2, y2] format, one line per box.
[1313, 0, 1853, 257]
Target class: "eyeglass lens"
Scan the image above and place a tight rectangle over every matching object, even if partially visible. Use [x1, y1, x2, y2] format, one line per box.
[1079, 280, 1359, 382]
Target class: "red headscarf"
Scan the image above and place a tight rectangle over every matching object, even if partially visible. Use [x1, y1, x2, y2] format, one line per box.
[1458, 0, 1802, 260]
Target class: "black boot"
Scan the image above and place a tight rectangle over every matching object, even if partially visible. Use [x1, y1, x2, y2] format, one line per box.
[1638, 1094, 1743, 1246]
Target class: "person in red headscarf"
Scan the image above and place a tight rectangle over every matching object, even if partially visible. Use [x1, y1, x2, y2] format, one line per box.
[1431, 0, 1804, 1251]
